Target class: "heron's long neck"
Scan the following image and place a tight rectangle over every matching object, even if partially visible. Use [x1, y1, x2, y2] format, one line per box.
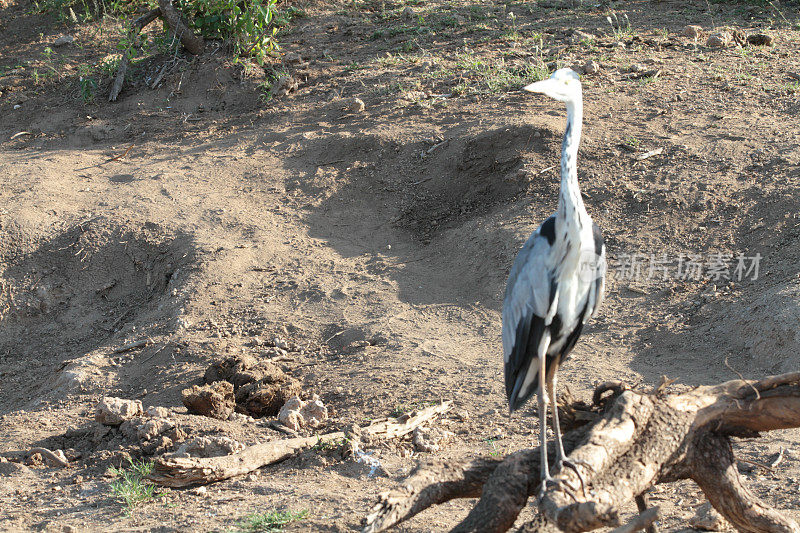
[558, 100, 587, 223]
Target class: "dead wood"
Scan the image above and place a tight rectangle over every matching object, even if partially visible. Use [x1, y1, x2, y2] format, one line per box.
[158, 0, 204, 55]
[109, 8, 161, 101]
[149, 401, 451, 487]
[362, 372, 800, 533]
[109, 3, 203, 101]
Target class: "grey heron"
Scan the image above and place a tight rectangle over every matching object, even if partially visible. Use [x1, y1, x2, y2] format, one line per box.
[502, 68, 606, 491]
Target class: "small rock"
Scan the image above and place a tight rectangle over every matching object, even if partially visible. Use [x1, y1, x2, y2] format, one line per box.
[707, 31, 732, 48]
[412, 427, 454, 453]
[272, 74, 298, 97]
[53, 35, 74, 47]
[568, 30, 593, 44]
[95, 397, 143, 426]
[689, 502, 728, 531]
[583, 59, 600, 75]
[280, 409, 304, 431]
[283, 51, 303, 64]
[137, 418, 175, 441]
[141, 435, 173, 456]
[192, 486, 208, 496]
[145, 406, 171, 418]
[683, 25, 703, 39]
[278, 395, 329, 430]
[402, 6, 416, 20]
[227, 412, 254, 423]
[301, 395, 328, 428]
[343, 97, 365, 113]
[182, 381, 235, 420]
[747, 33, 773, 46]
[273, 336, 289, 350]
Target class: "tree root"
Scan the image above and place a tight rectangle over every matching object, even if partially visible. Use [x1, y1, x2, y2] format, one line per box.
[362, 372, 800, 533]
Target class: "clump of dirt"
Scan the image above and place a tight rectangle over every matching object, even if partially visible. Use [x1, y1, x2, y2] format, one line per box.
[36, 406, 187, 467]
[182, 381, 235, 420]
[196, 354, 301, 418]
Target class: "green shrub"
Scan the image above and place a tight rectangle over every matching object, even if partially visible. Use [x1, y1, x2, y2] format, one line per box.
[182, 0, 280, 63]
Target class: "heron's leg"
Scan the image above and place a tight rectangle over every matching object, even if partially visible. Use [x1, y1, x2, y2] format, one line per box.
[548, 372, 589, 497]
[548, 372, 567, 464]
[537, 351, 552, 493]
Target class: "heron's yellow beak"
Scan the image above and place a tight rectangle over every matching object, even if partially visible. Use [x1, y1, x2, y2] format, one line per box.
[523, 79, 557, 94]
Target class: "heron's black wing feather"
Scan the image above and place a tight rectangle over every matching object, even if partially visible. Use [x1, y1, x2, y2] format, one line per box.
[505, 307, 547, 412]
[592, 222, 604, 256]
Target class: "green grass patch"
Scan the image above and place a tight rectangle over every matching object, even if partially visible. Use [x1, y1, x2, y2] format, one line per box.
[232, 509, 309, 532]
[108, 458, 162, 515]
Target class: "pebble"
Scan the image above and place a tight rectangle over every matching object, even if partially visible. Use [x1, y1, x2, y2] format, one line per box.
[53, 35, 74, 47]
[707, 31, 732, 48]
[583, 59, 600, 75]
[689, 502, 728, 530]
[145, 406, 171, 418]
[283, 51, 303, 64]
[278, 394, 329, 430]
[747, 33, 773, 46]
[343, 97, 365, 113]
[683, 25, 703, 39]
[568, 30, 593, 45]
[95, 397, 142, 426]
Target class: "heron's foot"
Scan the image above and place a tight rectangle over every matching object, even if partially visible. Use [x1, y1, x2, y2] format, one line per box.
[555, 457, 591, 498]
[537, 475, 580, 503]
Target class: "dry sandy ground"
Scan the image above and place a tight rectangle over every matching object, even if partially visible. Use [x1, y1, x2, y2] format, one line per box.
[1, 0, 800, 530]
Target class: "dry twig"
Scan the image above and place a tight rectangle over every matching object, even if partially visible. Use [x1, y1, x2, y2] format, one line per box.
[150, 401, 451, 487]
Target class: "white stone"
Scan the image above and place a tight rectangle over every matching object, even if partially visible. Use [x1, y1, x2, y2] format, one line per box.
[95, 397, 142, 426]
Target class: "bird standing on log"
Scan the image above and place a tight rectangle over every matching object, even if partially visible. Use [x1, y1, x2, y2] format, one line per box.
[502, 68, 606, 491]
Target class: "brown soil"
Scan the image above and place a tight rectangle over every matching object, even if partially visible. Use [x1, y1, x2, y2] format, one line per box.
[1, 0, 800, 531]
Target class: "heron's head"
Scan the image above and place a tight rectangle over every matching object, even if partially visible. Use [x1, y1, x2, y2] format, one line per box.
[523, 68, 582, 103]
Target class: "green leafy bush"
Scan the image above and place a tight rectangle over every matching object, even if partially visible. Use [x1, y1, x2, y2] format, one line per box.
[182, 0, 280, 63]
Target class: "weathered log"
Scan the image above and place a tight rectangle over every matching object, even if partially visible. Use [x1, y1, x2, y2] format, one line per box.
[361, 373, 800, 533]
[149, 401, 451, 487]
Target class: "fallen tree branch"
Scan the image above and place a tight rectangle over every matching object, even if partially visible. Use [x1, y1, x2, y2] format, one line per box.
[362, 373, 800, 533]
[158, 0, 204, 55]
[109, 3, 203, 101]
[149, 401, 451, 487]
[109, 9, 161, 101]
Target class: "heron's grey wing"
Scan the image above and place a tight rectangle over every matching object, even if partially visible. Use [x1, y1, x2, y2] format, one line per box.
[584, 222, 606, 323]
[502, 216, 557, 408]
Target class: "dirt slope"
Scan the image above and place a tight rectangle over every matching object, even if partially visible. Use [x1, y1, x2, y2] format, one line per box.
[1, 0, 800, 530]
